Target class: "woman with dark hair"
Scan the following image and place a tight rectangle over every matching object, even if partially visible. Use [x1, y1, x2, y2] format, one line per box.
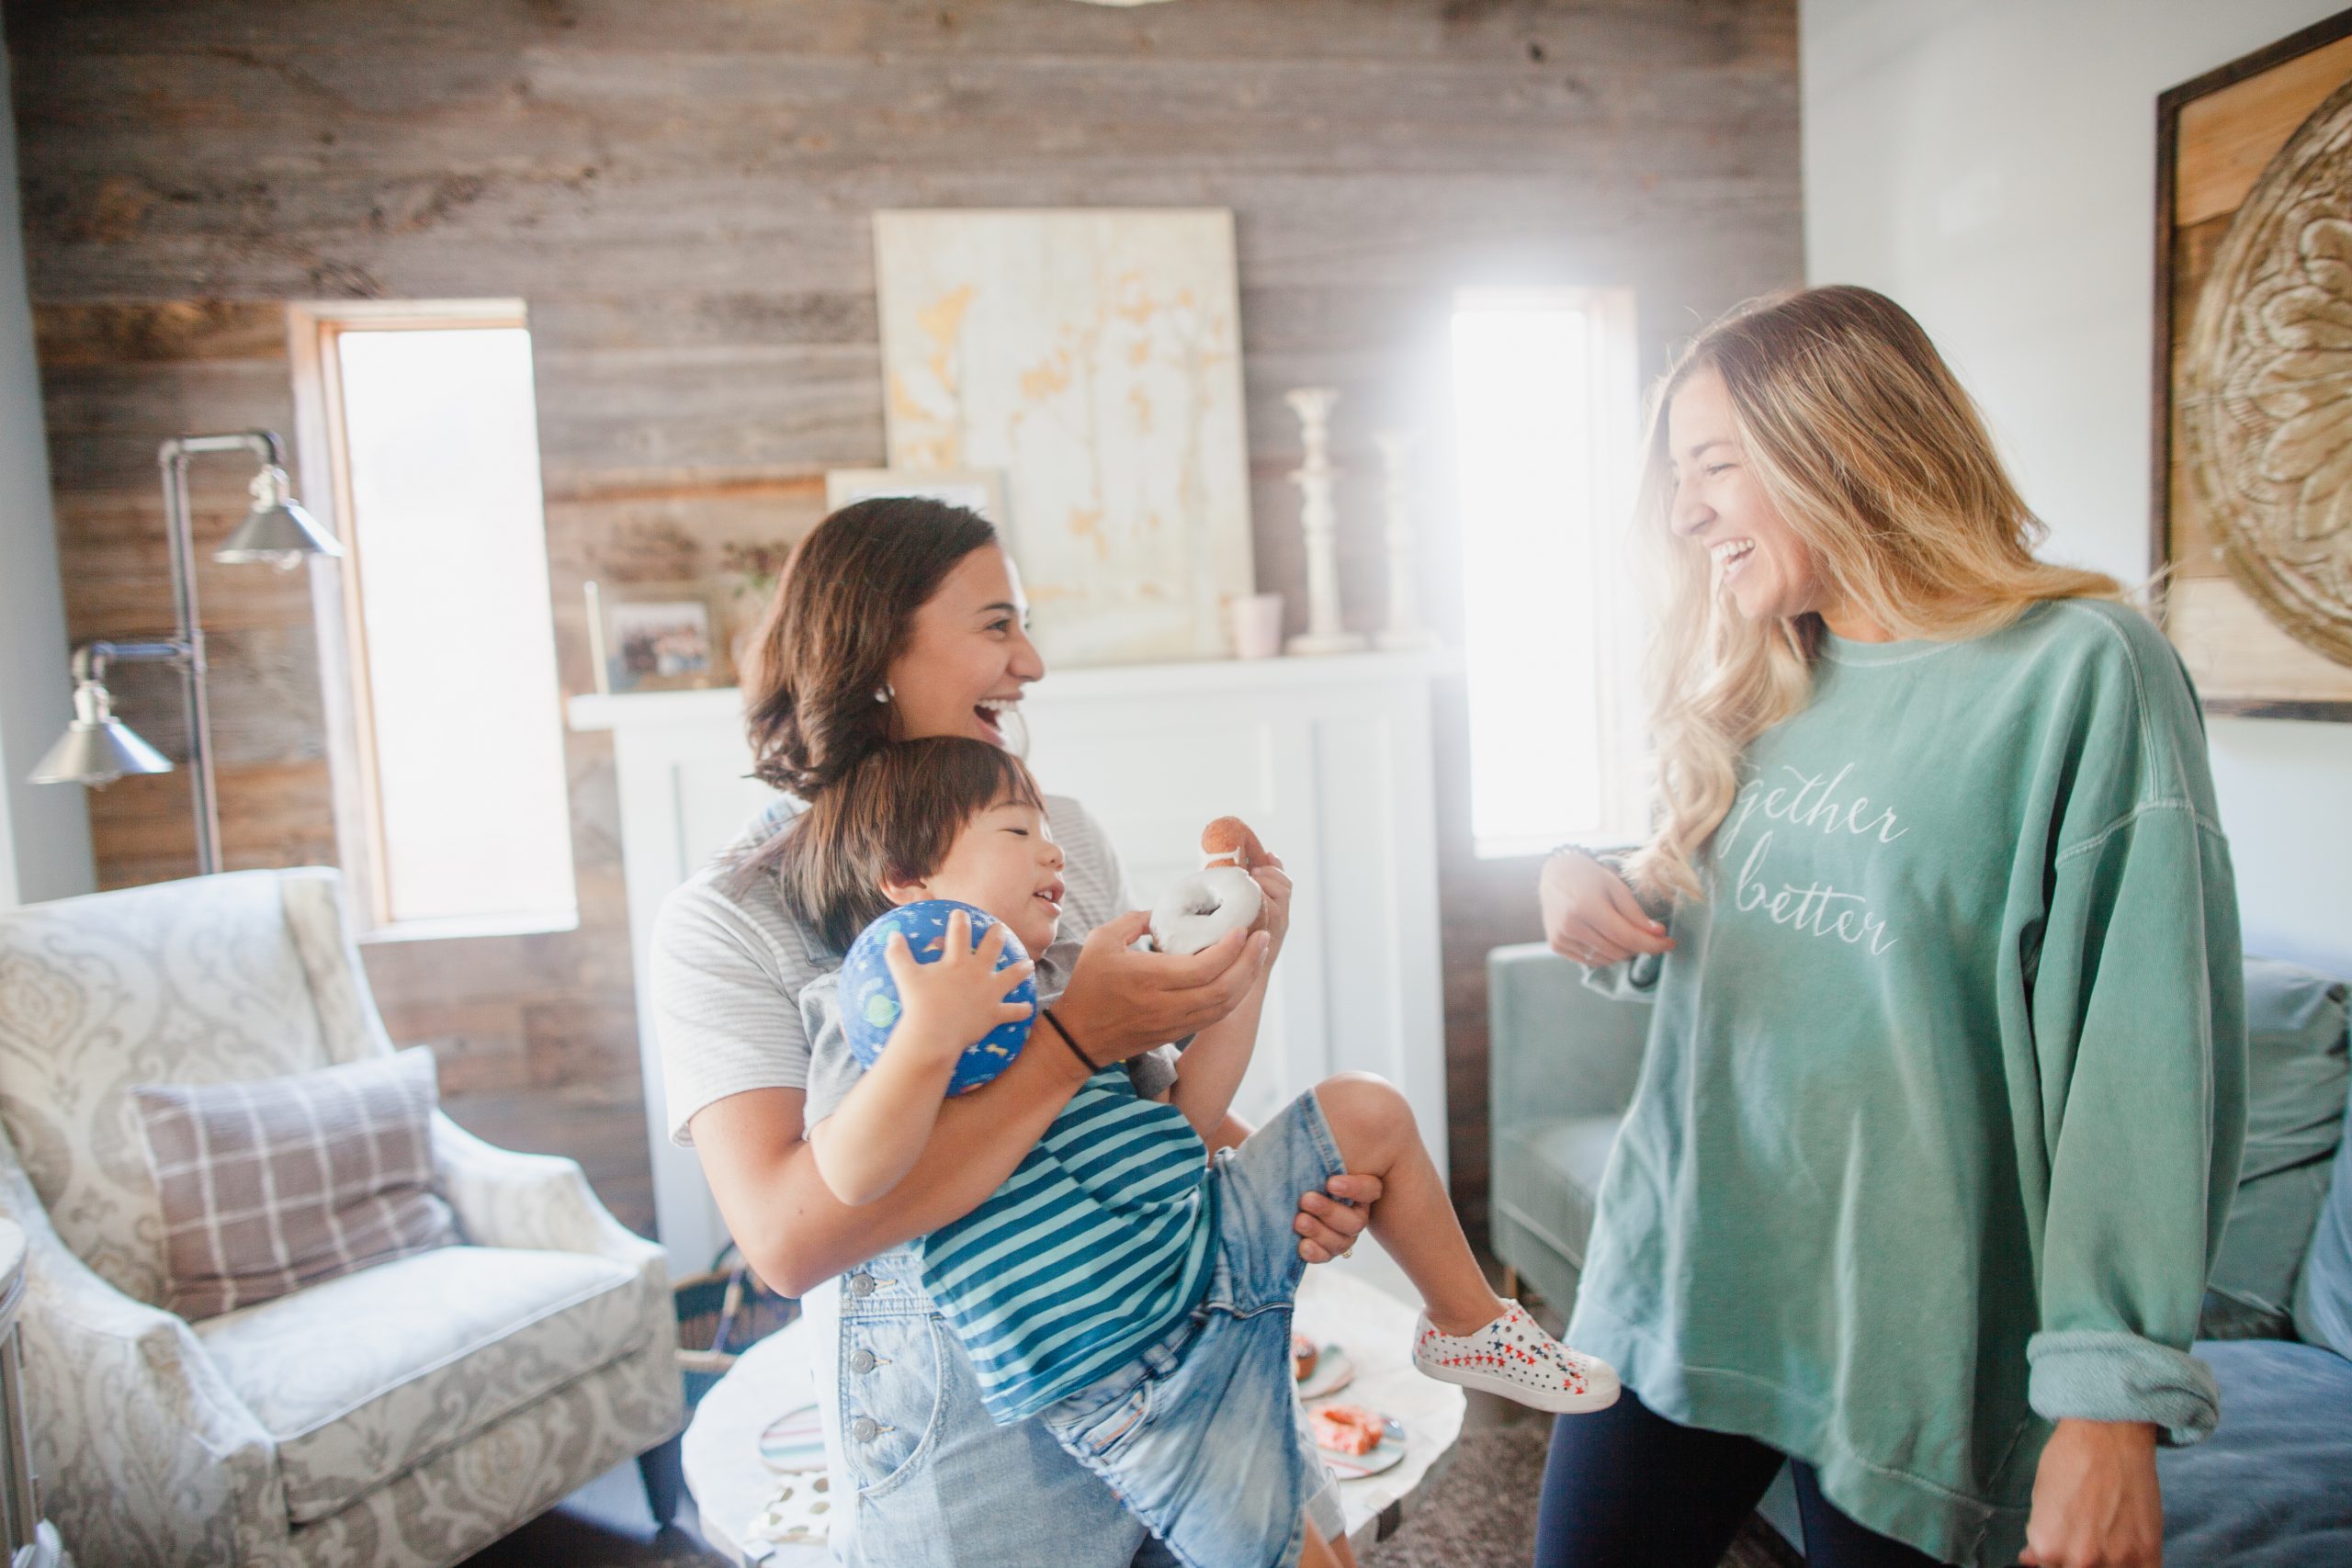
[651, 497, 1381, 1567]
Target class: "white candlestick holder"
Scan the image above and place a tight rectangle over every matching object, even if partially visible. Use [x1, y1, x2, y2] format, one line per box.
[1373, 430, 1439, 652]
[1283, 387, 1366, 656]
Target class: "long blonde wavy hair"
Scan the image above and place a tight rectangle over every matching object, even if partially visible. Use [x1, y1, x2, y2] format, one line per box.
[1623, 285, 2122, 903]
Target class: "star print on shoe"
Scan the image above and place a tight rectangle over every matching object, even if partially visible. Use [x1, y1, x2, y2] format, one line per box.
[1411, 1301, 1621, 1415]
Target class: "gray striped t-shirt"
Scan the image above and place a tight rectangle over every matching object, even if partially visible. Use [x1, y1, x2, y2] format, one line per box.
[650, 792, 1174, 1147]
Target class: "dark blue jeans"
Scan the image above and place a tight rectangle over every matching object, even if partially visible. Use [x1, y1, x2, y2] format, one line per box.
[1534, 1386, 1944, 1567]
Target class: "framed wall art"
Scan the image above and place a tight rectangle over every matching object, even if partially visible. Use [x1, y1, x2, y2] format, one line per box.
[2155, 7, 2352, 718]
[822, 467, 1008, 524]
[873, 209, 1256, 668]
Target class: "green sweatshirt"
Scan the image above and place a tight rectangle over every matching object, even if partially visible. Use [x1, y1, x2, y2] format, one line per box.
[1572, 599, 2247, 1566]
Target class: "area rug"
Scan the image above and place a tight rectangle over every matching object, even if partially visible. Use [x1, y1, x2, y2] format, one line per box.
[1360, 1424, 1800, 1568]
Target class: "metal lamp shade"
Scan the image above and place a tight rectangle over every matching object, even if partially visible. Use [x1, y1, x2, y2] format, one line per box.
[30, 682, 172, 785]
[43, 432, 317, 872]
[214, 467, 342, 570]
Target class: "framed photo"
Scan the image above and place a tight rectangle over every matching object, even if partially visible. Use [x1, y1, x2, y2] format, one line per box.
[824, 468, 1008, 524]
[2154, 11, 2352, 718]
[584, 580, 730, 695]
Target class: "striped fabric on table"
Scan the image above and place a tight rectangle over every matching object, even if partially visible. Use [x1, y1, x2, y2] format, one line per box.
[922, 1066, 1216, 1424]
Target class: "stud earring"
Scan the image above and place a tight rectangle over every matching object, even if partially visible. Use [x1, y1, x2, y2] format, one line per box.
[875, 684, 893, 705]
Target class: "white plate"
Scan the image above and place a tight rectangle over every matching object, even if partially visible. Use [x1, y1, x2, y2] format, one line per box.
[1314, 1412, 1406, 1479]
[1295, 1343, 1355, 1401]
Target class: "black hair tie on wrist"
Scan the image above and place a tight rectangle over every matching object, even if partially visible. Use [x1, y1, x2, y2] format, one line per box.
[1040, 1009, 1102, 1075]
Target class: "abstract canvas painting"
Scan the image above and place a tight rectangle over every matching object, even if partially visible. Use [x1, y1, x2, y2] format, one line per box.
[875, 209, 1255, 666]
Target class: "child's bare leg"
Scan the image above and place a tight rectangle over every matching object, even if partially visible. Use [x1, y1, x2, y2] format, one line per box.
[1311, 1073, 1505, 1337]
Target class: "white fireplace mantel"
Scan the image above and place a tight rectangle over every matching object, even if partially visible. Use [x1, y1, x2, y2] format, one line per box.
[571, 649, 1456, 1273]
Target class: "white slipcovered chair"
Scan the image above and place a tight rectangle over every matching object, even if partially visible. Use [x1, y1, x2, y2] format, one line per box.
[0, 868, 684, 1567]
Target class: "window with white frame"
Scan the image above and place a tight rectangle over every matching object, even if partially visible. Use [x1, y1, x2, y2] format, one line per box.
[1450, 287, 1646, 860]
[288, 301, 577, 936]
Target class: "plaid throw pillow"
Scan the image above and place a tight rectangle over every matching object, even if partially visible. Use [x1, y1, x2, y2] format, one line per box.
[130, 1046, 460, 1321]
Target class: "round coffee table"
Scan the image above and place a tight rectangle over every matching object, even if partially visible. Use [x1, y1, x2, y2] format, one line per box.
[684, 1258, 1465, 1562]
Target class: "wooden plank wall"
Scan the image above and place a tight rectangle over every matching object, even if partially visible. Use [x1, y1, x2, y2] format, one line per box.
[6, 0, 1799, 1246]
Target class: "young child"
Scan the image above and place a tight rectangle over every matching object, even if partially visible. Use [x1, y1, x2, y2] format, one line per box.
[781, 738, 1617, 1568]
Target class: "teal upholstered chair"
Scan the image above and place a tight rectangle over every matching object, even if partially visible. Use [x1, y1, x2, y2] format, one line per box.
[1485, 942, 1649, 1314]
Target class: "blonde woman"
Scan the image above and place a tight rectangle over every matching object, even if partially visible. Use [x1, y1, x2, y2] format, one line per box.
[1532, 287, 2246, 1568]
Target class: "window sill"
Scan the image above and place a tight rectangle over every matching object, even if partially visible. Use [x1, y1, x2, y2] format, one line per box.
[357, 908, 581, 945]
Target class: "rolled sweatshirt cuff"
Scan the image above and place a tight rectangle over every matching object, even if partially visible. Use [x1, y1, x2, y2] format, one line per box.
[2026, 1329, 2220, 1446]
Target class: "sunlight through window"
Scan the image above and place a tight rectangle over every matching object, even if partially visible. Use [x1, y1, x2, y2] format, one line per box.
[1451, 288, 1645, 859]
[303, 311, 576, 932]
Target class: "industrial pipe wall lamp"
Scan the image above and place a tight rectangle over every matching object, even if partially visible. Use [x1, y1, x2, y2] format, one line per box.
[29, 430, 341, 875]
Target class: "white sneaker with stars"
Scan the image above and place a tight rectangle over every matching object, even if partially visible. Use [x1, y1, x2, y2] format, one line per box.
[1411, 1301, 1622, 1415]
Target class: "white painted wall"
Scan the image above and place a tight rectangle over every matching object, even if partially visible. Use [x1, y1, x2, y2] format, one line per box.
[0, 31, 94, 907]
[1803, 0, 2352, 977]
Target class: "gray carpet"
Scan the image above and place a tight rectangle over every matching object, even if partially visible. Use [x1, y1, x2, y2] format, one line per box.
[1362, 1422, 1800, 1568]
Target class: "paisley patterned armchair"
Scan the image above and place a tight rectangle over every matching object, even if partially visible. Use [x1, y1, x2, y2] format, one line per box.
[0, 868, 684, 1567]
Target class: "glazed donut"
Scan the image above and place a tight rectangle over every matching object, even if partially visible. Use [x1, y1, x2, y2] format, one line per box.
[1149, 816, 1269, 956]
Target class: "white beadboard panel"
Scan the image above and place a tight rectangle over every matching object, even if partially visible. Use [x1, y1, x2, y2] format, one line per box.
[673, 753, 784, 875]
[605, 737, 781, 1267]
[1026, 713, 1283, 889]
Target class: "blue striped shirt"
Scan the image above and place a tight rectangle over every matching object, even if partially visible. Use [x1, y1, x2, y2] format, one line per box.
[922, 1067, 1215, 1420]
[799, 975, 1216, 1423]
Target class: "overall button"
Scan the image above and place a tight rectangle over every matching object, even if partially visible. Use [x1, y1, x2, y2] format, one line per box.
[849, 1416, 881, 1443]
[847, 1272, 876, 1297]
[848, 1348, 877, 1374]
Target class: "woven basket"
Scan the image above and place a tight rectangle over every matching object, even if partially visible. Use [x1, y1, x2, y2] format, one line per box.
[673, 1245, 799, 1408]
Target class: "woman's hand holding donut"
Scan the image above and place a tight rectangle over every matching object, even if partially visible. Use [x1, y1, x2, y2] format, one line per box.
[1540, 850, 1673, 967]
[1249, 852, 1293, 963]
[1050, 910, 1271, 1065]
